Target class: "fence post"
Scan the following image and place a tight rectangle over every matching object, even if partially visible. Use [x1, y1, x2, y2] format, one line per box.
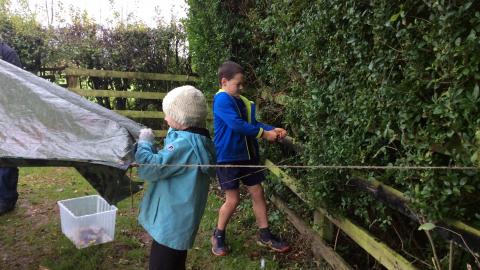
[314, 210, 334, 242]
[66, 75, 79, 89]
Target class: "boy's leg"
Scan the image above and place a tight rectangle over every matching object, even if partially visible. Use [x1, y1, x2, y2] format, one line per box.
[212, 162, 243, 256]
[149, 240, 187, 270]
[212, 189, 240, 256]
[217, 189, 240, 230]
[246, 183, 290, 253]
[246, 183, 268, 228]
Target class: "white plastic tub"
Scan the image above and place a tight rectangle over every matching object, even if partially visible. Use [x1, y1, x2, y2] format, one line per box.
[57, 195, 117, 248]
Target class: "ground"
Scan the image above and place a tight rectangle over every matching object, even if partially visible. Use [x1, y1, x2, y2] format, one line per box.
[0, 167, 327, 270]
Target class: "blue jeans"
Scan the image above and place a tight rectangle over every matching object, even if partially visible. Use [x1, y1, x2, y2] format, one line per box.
[0, 167, 19, 205]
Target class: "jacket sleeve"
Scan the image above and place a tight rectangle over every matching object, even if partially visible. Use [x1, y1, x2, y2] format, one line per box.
[214, 94, 264, 138]
[134, 139, 189, 182]
[256, 122, 274, 131]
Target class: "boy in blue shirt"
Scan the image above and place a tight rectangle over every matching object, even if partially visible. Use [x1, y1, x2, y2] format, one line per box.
[135, 85, 216, 270]
[211, 61, 290, 256]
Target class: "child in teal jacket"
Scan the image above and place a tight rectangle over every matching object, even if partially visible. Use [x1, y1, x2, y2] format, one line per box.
[135, 85, 215, 270]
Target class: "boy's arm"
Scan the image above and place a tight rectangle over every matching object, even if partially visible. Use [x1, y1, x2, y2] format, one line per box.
[214, 95, 264, 138]
[256, 122, 274, 131]
[256, 123, 287, 138]
[135, 140, 188, 182]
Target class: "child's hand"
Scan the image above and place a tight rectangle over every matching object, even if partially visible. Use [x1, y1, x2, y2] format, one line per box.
[262, 130, 278, 142]
[274, 128, 287, 139]
[139, 128, 155, 143]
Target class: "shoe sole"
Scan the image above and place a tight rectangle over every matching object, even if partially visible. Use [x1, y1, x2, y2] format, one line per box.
[256, 240, 290, 253]
[211, 236, 228, 256]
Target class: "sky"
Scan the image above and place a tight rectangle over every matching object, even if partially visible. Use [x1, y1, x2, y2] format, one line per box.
[9, 0, 188, 27]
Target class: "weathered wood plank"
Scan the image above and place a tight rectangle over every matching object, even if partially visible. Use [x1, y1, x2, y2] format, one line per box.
[113, 110, 165, 119]
[68, 88, 167, 99]
[314, 210, 334, 242]
[39, 66, 67, 72]
[270, 194, 352, 270]
[265, 159, 417, 270]
[66, 75, 79, 88]
[112, 110, 213, 120]
[65, 68, 198, 82]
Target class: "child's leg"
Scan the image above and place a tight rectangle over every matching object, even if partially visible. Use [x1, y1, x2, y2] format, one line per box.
[149, 240, 187, 270]
[217, 189, 240, 230]
[212, 189, 239, 256]
[246, 183, 268, 228]
[247, 183, 290, 253]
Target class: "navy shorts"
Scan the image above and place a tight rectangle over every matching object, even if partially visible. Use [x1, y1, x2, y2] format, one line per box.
[216, 159, 265, 190]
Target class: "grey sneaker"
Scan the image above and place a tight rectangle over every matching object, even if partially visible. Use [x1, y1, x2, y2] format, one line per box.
[257, 232, 290, 253]
[211, 229, 228, 256]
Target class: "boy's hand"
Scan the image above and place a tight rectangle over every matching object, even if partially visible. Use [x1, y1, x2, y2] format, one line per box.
[139, 128, 155, 143]
[274, 128, 287, 139]
[262, 130, 278, 142]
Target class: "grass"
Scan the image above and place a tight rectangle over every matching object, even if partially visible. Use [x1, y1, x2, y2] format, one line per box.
[0, 167, 326, 269]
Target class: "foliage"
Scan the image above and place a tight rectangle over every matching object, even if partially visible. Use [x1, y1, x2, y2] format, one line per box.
[0, 5, 48, 72]
[1, 5, 193, 129]
[186, 0, 480, 231]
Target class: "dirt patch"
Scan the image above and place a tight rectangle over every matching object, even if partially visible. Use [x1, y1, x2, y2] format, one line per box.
[21, 198, 56, 229]
[0, 197, 58, 270]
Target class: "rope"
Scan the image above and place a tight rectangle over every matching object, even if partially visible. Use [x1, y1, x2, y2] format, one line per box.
[130, 156, 299, 186]
[131, 163, 479, 171]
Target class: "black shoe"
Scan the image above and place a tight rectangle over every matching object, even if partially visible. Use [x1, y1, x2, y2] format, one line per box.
[211, 229, 228, 256]
[0, 201, 15, 215]
[257, 231, 290, 253]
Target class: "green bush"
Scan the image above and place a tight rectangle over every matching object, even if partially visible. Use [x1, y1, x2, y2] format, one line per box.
[186, 0, 480, 227]
[1, 8, 193, 130]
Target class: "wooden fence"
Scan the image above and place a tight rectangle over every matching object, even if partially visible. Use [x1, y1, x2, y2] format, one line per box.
[260, 89, 480, 270]
[63, 67, 199, 137]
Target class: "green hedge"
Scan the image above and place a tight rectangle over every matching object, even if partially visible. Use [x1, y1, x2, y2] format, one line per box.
[186, 0, 480, 227]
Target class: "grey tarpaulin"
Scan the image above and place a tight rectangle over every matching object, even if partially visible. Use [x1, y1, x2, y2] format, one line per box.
[0, 59, 144, 204]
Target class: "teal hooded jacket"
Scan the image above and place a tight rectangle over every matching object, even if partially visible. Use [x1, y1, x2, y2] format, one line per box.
[135, 128, 216, 250]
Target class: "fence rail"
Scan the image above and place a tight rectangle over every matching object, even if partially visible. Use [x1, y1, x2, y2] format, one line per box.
[61, 67, 199, 138]
[68, 88, 167, 100]
[65, 68, 198, 82]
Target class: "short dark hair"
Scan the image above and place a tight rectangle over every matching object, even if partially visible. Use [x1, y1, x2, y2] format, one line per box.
[218, 61, 244, 85]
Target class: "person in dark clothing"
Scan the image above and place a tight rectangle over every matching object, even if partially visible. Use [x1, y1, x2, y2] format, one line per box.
[0, 42, 21, 67]
[0, 41, 22, 215]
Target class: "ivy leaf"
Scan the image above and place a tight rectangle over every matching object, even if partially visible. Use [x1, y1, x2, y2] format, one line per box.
[473, 84, 479, 100]
[390, 13, 400, 22]
[471, 151, 478, 163]
[418, 223, 436, 231]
